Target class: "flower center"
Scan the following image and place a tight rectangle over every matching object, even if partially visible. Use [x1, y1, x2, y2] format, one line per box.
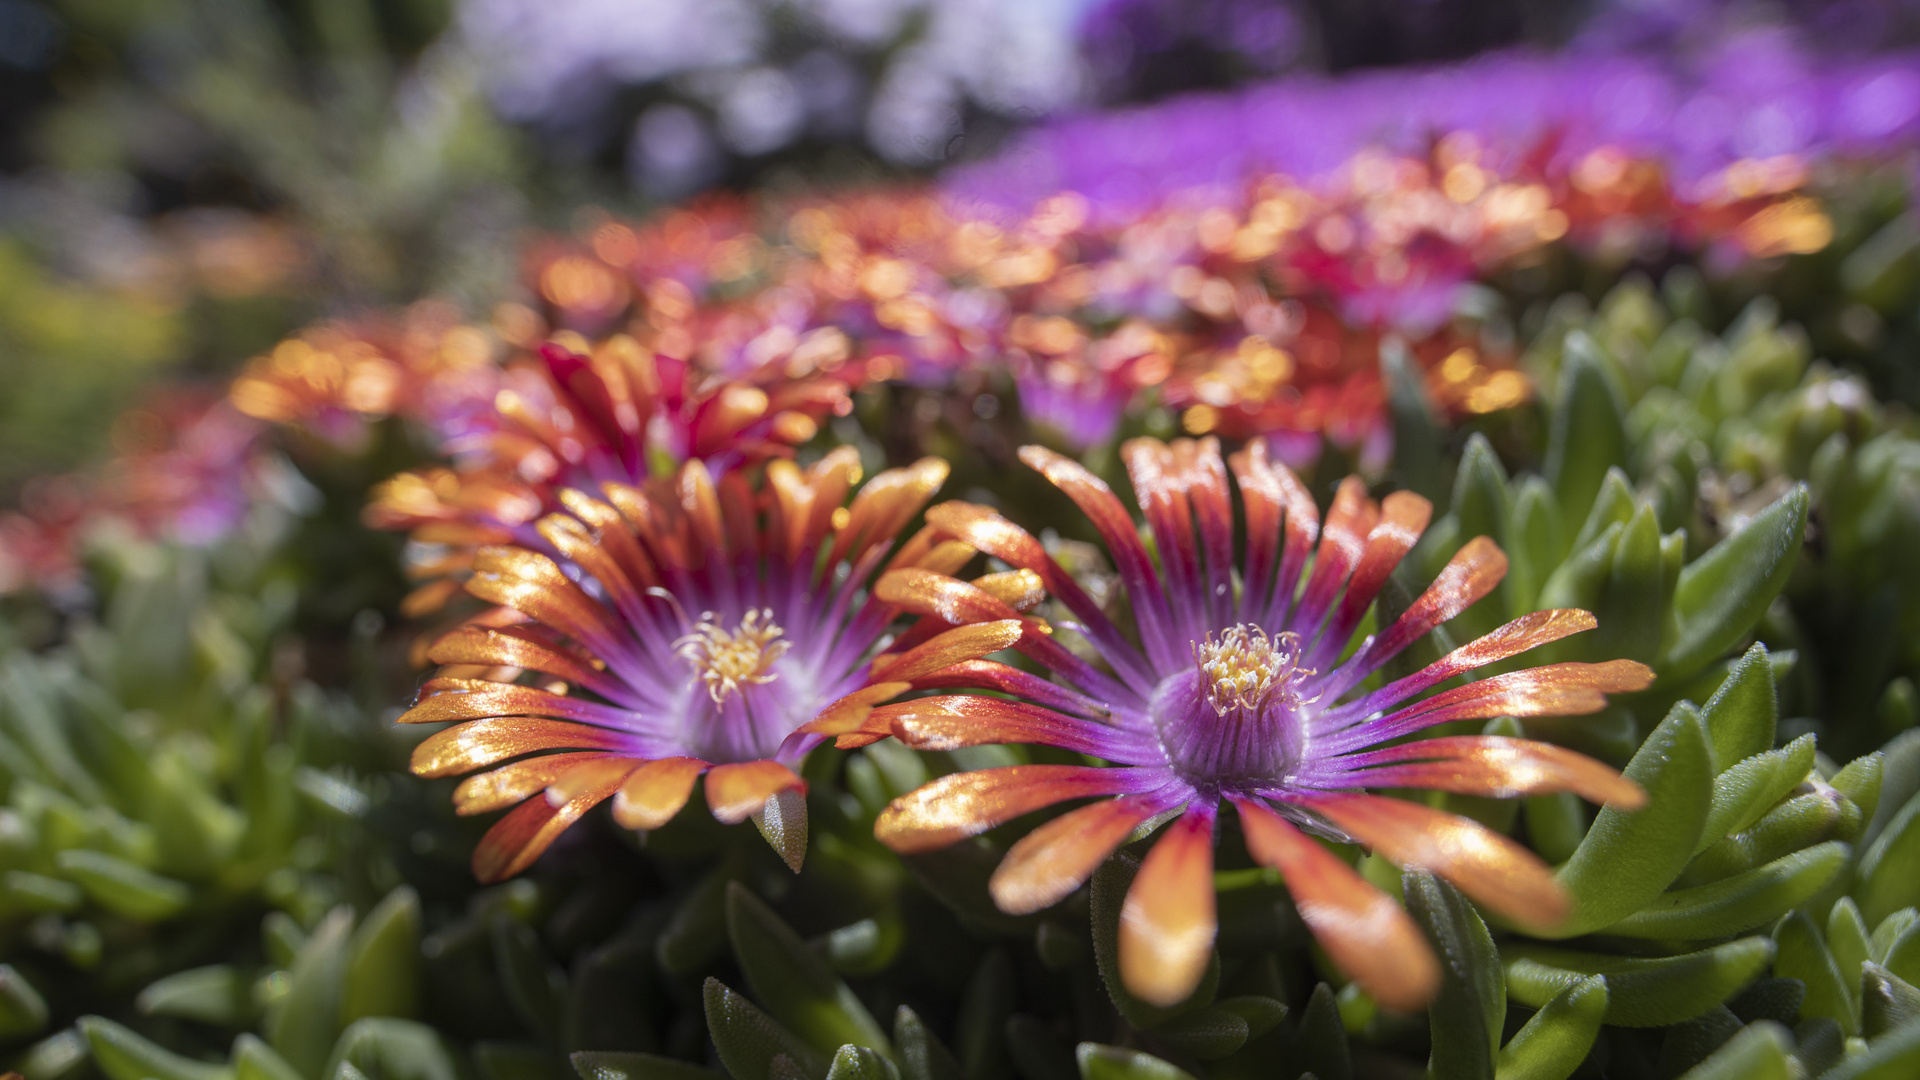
[1151, 624, 1315, 788]
[1194, 625, 1311, 718]
[676, 609, 790, 703]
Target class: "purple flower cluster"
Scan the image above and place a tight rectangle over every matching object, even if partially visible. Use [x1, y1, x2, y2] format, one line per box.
[949, 32, 1920, 221]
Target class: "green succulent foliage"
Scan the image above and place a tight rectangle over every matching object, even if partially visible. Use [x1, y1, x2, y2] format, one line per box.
[1514, 278, 1920, 756]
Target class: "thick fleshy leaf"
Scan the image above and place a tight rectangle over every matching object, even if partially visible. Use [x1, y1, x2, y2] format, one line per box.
[1661, 484, 1808, 679]
[1858, 789, 1920, 926]
[1607, 842, 1850, 940]
[1551, 701, 1713, 937]
[79, 1016, 233, 1080]
[1404, 870, 1503, 1080]
[1073, 1044, 1196, 1080]
[1544, 331, 1628, 521]
[1233, 797, 1436, 1013]
[702, 977, 827, 1080]
[1701, 643, 1779, 772]
[1693, 734, 1817, 860]
[569, 1051, 723, 1080]
[1495, 975, 1607, 1080]
[343, 887, 422, 1023]
[1503, 937, 1775, 1027]
[1862, 963, 1920, 1040]
[1774, 911, 1857, 1036]
[267, 906, 352, 1077]
[1668, 1023, 1793, 1080]
[893, 1005, 963, 1080]
[726, 883, 894, 1059]
[1119, 806, 1218, 1008]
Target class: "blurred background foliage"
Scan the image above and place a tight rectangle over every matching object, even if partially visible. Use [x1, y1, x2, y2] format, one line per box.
[9, 0, 1920, 1078]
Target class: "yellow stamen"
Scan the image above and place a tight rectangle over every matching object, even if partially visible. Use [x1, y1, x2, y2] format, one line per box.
[676, 609, 790, 703]
[1193, 625, 1313, 716]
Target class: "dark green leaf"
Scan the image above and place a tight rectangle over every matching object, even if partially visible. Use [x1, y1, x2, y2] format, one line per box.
[1405, 870, 1500, 1080]
[78, 1016, 231, 1080]
[726, 884, 892, 1059]
[702, 978, 826, 1080]
[1072, 1045, 1196, 1080]
[136, 966, 257, 1028]
[569, 1050, 723, 1080]
[1663, 484, 1808, 679]
[1609, 842, 1849, 939]
[267, 905, 353, 1078]
[892, 1007, 961, 1080]
[1503, 937, 1775, 1027]
[1701, 644, 1779, 770]
[0, 963, 49, 1040]
[1774, 912, 1857, 1036]
[324, 1018, 458, 1080]
[344, 887, 421, 1022]
[824, 1046, 898, 1080]
[1494, 974, 1605, 1080]
[1670, 1022, 1791, 1080]
[1545, 331, 1629, 522]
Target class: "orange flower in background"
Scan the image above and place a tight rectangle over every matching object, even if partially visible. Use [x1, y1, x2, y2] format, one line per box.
[366, 338, 860, 618]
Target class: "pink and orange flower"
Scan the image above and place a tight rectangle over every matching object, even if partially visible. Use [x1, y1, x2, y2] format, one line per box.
[396, 449, 1028, 880]
[820, 437, 1651, 1010]
[365, 339, 859, 618]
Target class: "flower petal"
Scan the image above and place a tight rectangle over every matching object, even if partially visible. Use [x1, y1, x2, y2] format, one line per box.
[1326, 609, 1597, 723]
[795, 681, 914, 739]
[1232, 796, 1439, 1013]
[1121, 438, 1207, 649]
[1328, 535, 1508, 698]
[904, 659, 1110, 719]
[398, 683, 636, 729]
[1301, 792, 1569, 932]
[452, 752, 618, 816]
[411, 717, 634, 778]
[875, 765, 1143, 854]
[471, 762, 631, 882]
[1228, 440, 1319, 624]
[426, 626, 635, 705]
[1120, 803, 1218, 1007]
[1021, 444, 1178, 663]
[991, 794, 1173, 915]
[706, 760, 805, 825]
[1334, 736, 1646, 807]
[612, 756, 709, 830]
[1331, 658, 1656, 749]
[889, 697, 1157, 762]
[1315, 490, 1432, 667]
[926, 501, 1155, 696]
[1292, 477, 1378, 640]
[873, 620, 1025, 682]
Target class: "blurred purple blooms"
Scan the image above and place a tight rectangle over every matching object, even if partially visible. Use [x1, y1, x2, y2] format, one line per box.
[951, 29, 1920, 220]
